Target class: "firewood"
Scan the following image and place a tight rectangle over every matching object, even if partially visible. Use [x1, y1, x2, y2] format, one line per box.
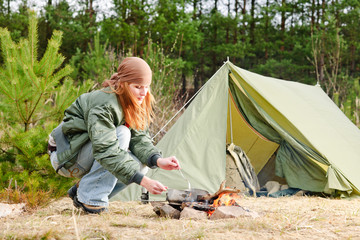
[198, 180, 241, 201]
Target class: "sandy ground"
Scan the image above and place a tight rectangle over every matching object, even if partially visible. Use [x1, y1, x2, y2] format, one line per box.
[1, 196, 360, 240]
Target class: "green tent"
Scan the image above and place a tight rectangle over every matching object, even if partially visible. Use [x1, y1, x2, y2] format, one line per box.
[115, 61, 360, 201]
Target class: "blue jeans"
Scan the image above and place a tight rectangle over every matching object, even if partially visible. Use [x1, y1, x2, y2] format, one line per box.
[50, 125, 147, 206]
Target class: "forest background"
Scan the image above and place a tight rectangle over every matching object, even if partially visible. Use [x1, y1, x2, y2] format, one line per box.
[0, 0, 359, 208]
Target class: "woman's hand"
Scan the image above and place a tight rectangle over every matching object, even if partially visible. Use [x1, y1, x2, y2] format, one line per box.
[140, 176, 168, 194]
[157, 156, 180, 170]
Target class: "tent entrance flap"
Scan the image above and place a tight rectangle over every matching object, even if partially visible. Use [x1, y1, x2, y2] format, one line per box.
[227, 89, 279, 175]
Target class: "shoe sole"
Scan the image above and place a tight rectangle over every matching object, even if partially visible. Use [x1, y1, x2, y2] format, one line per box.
[73, 196, 107, 214]
[68, 184, 107, 214]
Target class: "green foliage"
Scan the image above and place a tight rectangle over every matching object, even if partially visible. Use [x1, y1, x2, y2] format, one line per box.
[38, 0, 97, 61]
[101, 0, 151, 56]
[0, 123, 75, 207]
[341, 78, 360, 127]
[0, 10, 93, 206]
[52, 77, 94, 122]
[251, 59, 300, 81]
[0, 6, 29, 49]
[145, 39, 184, 98]
[70, 32, 117, 85]
[142, 39, 184, 141]
[308, 8, 359, 127]
[0, 10, 73, 131]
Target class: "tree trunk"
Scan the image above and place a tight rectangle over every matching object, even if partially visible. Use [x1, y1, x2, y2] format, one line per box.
[311, 0, 315, 32]
[214, 0, 218, 10]
[226, 0, 230, 44]
[316, 0, 320, 26]
[181, 72, 187, 97]
[334, 0, 339, 27]
[45, 0, 52, 44]
[7, 0, 10, 15]
[280, 0, 286, 51]
[89, 0, 93, 20]
[264, 0, 269, 59]
[350, 44, 355, 74]
[192, 0, 203, 92]
[319, 53, 325, 87]
[233, 0, 239, 45]
[250, 0, 255, 44]
[193, 0, 198, 19]
[233, 0, 239, 62]
[199, 1, 204, 87]
[211, 0, 218, 74]
[240, 0, 246, 42]
[319, 0, 326, 88]
[290, 1, 295, 31]
[88, 0, 94, 46]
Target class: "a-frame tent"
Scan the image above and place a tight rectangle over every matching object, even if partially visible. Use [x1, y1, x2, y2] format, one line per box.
[115, 61, 360, 201]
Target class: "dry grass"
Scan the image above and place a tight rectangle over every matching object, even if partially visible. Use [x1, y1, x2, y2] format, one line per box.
[0, 184, 53, 210]
[1, 196, 360, 240]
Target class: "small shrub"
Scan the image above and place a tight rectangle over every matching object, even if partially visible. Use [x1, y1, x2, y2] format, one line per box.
[0, 10, 91, 208]
[0, 124, 75, 208]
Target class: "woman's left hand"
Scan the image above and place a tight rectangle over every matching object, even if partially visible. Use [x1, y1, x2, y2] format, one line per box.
[157, 156, 180, 170]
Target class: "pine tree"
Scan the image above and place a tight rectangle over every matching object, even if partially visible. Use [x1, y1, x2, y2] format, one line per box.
[0, 10, 73, 131]
[0, 10, 93, 204]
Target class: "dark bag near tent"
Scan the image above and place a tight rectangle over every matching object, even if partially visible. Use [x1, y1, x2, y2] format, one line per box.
[226, 143, 260, 195]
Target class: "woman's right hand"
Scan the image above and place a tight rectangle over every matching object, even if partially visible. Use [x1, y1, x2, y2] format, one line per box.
[140, 176, 167, 194]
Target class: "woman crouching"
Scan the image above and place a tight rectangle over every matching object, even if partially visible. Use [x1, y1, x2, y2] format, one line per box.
[48, 57, 180, 214]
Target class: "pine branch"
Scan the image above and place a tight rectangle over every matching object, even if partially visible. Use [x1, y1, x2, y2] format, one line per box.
[28, 10, 38, 68]
[0, 147, 17, 156]
[46, 65, 73, 88]
[25, 93, 44, 127]
[14, 98, 27, 126]
[17, 40, 40, 90]
[0, 82, 15, 102]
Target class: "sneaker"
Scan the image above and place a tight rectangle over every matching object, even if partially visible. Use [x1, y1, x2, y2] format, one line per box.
[68, 184, 83, 209]
[67, 184, 107, 214]
[72, 196, 108, 214]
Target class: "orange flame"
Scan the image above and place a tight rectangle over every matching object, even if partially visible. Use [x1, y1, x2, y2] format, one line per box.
[208, 192, 242, 216]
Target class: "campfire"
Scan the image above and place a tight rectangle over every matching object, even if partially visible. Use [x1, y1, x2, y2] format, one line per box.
[207, 192, 242, 216]
[153, 181, 259, 220]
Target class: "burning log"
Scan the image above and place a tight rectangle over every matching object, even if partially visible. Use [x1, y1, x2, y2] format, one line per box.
[198, 180, 241, 202]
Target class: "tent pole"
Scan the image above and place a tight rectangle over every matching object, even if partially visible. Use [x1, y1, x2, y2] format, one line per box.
[229, 89, 233, 143]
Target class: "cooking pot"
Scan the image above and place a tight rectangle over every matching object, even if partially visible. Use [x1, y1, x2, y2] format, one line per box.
[166, 188, 209, 203]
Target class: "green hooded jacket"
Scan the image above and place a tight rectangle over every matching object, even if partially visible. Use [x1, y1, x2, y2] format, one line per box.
[52, 87, 161, 185]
